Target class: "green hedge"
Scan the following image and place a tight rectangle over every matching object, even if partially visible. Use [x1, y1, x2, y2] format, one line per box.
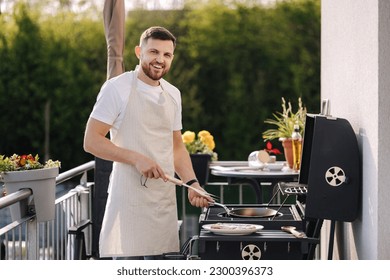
[0, 0, 320, 171]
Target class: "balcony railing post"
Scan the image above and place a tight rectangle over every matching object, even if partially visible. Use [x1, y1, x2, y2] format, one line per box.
[79, 183, 92, 256]
[27, 217, 38, 260]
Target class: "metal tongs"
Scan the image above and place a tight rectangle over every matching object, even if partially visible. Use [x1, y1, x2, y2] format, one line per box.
[165, 174, 218, 200]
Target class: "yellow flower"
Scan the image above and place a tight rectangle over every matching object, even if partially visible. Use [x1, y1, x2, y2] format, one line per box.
[182, 131, 195, 144]
[200, 134, 215, 150]
[198, 130, 211, 138]
[181, 130, 218, 161]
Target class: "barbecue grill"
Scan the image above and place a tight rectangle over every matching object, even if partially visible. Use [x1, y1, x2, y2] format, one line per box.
[181, 112, 361, 260]
[196, 201, 316, 260]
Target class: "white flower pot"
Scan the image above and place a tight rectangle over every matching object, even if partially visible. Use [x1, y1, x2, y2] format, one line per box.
[1, 167, 59, 222]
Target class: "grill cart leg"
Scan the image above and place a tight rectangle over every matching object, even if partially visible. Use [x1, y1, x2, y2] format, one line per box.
[305, 218, 323, 260]
[327, 220, 336, 260]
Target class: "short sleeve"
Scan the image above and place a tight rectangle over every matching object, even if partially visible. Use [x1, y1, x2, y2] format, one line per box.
[89, 73, 132, 130]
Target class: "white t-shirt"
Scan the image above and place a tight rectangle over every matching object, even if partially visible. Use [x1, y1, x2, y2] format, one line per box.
[90, 69, 182, 139]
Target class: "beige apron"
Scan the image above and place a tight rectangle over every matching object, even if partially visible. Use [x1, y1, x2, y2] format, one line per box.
[99, 72, 179, 257]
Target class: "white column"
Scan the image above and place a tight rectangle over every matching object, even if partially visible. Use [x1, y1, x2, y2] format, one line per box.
[321, 0, 390, 259]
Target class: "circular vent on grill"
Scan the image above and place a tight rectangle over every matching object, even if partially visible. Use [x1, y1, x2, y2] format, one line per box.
[242, 244, 261, 260]
[325, 166, 346, 187]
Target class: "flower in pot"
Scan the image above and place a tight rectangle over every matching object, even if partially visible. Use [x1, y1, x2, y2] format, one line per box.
[263, 141, 282, 163]
[182, 130, 218, 186]
[182, 130, 218, 161]
[0, 153, 61, 172]
[0, 153, 61, 222]
[262, 97, 306, 168]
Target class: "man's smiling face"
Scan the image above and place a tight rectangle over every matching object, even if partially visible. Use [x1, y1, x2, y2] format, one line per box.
[136, 38, 175, 86]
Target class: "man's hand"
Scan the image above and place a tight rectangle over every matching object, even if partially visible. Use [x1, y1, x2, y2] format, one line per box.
[134, 154, 167, 181]
[188, 184, 214, 208]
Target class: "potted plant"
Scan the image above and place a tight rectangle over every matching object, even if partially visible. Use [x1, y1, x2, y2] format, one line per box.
[0, 154, 61, 222]
[262, 97, 306, 168]
[264, 140, 282, 163]
[182, 130, 218, 186]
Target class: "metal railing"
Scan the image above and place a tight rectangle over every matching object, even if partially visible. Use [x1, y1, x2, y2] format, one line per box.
[0, 161, 95, 260]
[0, 161, 247, 260]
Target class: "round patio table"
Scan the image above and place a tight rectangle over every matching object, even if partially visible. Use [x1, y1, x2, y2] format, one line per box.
[209, 161, 299, 204]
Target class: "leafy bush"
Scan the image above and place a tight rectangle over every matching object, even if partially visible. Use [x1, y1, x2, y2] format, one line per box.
[0, 0, 320, 170]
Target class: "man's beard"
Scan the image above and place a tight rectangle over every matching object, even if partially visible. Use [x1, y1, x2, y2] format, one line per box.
[141, 61, 169, 81]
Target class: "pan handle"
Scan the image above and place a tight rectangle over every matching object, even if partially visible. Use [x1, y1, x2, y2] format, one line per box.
[209, 202, 231, 215]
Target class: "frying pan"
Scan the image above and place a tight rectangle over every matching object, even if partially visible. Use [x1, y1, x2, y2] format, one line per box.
[211, 202, 280, 218]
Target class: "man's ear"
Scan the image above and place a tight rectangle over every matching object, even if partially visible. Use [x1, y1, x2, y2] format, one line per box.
[134, 46, 141, 59]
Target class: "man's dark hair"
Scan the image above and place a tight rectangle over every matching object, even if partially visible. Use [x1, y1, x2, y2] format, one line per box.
[139, 26, 176, 48]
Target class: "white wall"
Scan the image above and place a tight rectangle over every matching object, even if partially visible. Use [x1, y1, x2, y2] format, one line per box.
[377, 0, 390, 260]
[322, 0, 390, 259]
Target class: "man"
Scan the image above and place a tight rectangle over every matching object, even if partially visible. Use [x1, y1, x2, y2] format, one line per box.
[84, 26, 212, 259]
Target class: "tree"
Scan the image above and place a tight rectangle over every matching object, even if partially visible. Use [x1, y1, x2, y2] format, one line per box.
[178, 0, 320, 160]
[0, 0, 320, 169]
